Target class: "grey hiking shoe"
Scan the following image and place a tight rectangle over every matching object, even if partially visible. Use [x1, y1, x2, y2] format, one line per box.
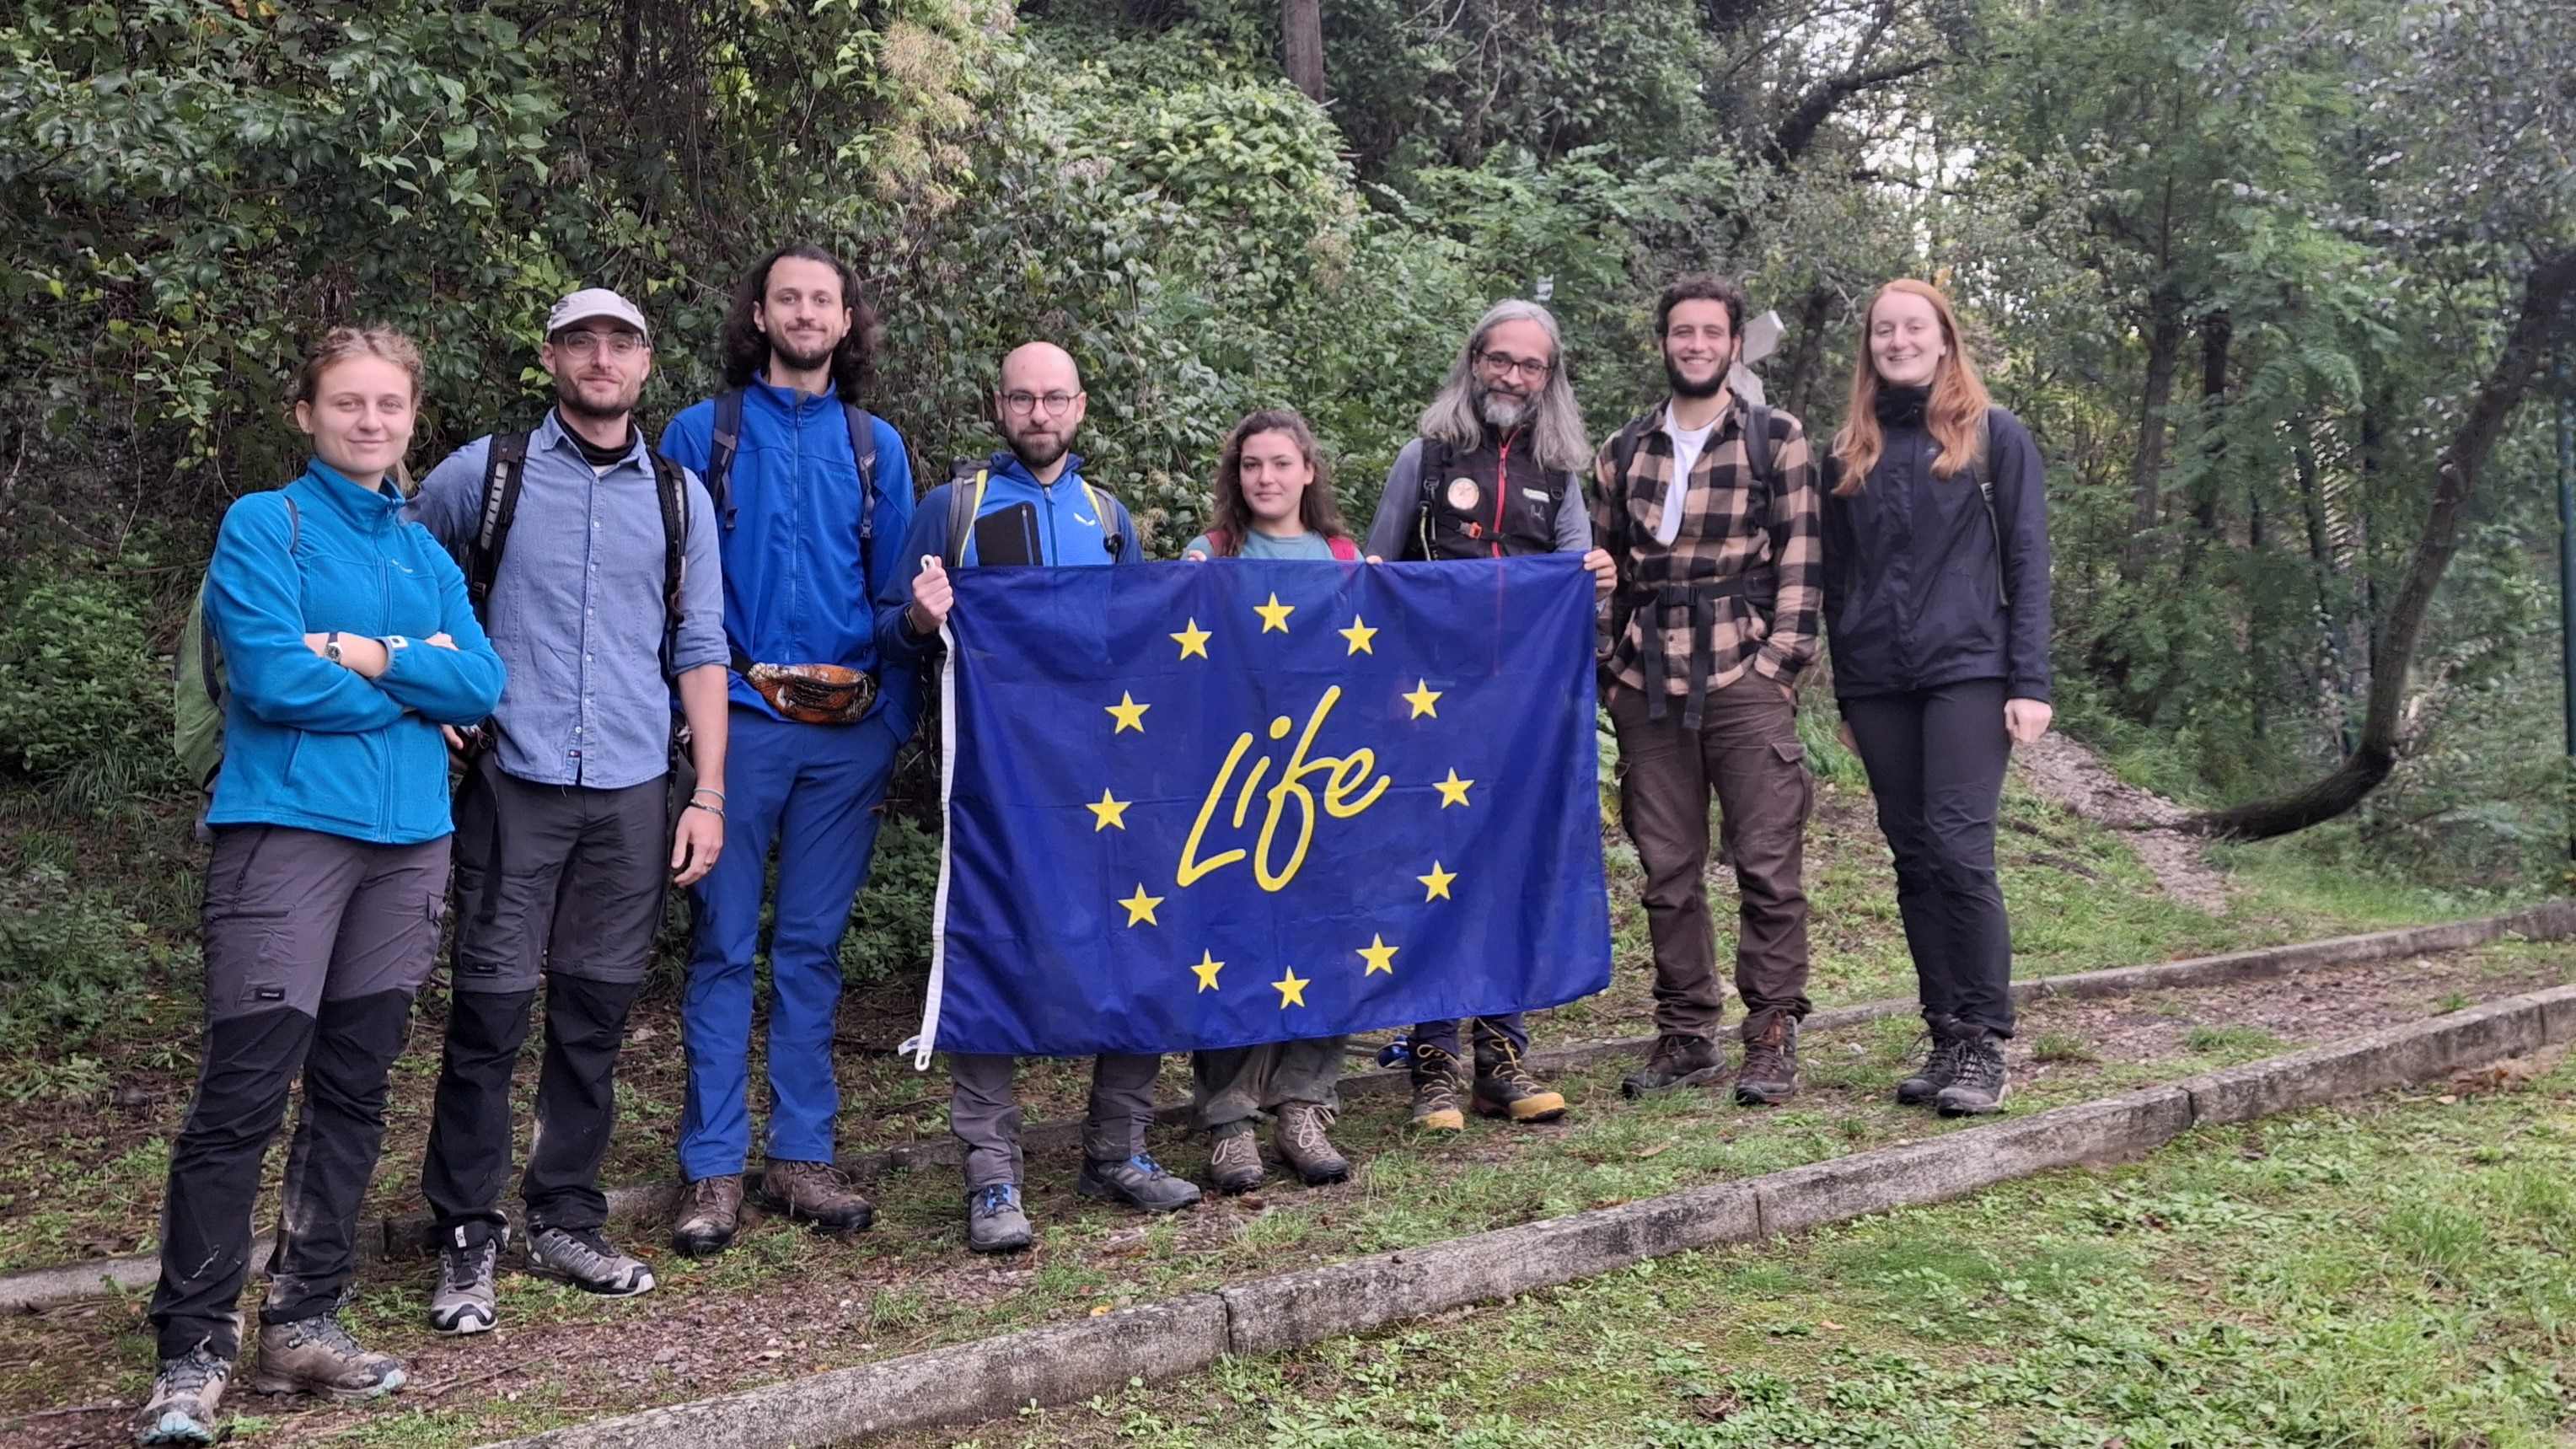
[967, 1183, 1033, 1253]
[1208, 1123, 1264, 1194]
[1077, 1153, 1203, 1213]
[1733, 1013, 1801, 1107]
[250, 1315, 405, 1402]
[1935, 1032, 2010, 1116]
[758, 1159, 875, 1235]
[1274, 1102, 1351, 1186]
[1621, 1033, 1724, 1098]
[1896, 1016, 1970, 1107]
[529, 1226, 655, 1296]
[133, 1343, 230, 1445]
[427, 1222, 502, 1334]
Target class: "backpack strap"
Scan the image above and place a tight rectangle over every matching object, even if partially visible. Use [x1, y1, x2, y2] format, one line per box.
[1206, 528, 1235, 557]
[1328, 535, 1360, 561]
[648, 450, 689, 677]
[843, 404, 879, 543]
[945, 468, 990, 567]
[1081, 480, 1126, 560]
[467, 432, 530, 616]
[1410, 437, 1452, 561]
[707, 389, 746, 530]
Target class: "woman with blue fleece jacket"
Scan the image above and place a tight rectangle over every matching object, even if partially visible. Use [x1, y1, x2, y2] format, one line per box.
[137, 327, 502, 1449]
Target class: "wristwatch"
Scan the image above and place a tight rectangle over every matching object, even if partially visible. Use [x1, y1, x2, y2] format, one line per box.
[384, 635, 411, 661]
[324, 630, 342, 663]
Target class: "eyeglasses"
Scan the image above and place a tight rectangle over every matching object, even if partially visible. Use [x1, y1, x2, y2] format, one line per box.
[555, 331, 647, 358]
[1001, 391, 1081, 416]
[1475, 349, 1553, 383]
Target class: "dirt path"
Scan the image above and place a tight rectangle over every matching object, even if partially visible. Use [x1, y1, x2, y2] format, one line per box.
[2014, 731, 2230, 915]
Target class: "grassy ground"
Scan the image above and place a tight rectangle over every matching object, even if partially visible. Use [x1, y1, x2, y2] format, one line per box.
[0, 764, 2531, 1279]
[904, 1051, 2576, 1449]
[3, 935, 2568, 1445]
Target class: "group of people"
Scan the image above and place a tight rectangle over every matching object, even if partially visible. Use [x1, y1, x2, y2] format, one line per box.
[133, 243, 2052, 1446]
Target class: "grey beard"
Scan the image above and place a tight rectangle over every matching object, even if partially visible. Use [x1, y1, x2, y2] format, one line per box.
[1474, 389, 1531, 434]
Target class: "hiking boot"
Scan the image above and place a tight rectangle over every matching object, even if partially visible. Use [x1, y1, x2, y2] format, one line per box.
[1621, 1033, 1725, 1098]
[1409, 1043, 1467, 1131]
[1208, 1122, 1264, 1194]
[1935, 1031, 2010, 1116]
[1077, 1153, 1204, 1213]
[1472, 1038, 1568, 1123]
[758, 1159, 875, 1236]
[1896, 1016, 1969, 1107]
[671, 1173, 743, 1258]
[966, 1183, 1033, 1253]
[250, 1316, 405, 1402]
[1274, 1102, 1352, 1186]
[528, 1226, 655, 1297]
[427, 1222, 502, 1334]
[1733, 1013, 1801, 1107]
[132, 1343, 230, 1445]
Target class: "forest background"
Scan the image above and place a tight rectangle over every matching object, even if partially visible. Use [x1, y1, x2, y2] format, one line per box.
[3, 0, 2572, 1064]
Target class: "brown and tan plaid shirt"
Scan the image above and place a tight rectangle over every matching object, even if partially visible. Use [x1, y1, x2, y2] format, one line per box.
[1591, 395, 1822, 726]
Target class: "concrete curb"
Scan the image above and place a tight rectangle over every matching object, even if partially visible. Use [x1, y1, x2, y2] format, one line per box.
[6, 902, 2568, 1314]
[476, 979, 2576, 1448]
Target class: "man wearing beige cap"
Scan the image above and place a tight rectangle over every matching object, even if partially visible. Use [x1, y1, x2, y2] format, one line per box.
[405, 286, 731, 1334]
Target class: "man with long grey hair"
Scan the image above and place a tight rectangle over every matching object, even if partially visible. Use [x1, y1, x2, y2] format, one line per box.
[1362, 298, 1615, 1135]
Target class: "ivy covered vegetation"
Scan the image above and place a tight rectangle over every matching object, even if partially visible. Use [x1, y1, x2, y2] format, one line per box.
[1, 0, 2571, 1015]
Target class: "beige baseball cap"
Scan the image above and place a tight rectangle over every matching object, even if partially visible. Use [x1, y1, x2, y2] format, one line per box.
[546, 287, 650, 341]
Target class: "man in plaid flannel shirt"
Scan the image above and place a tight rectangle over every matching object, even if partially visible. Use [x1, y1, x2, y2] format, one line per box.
[1591, 274, 1822, 1108]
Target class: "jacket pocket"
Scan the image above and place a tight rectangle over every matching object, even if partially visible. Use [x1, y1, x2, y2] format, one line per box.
[287, 728, 386, 829]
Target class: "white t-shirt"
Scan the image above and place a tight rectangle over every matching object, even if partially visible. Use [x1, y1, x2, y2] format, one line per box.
[1655, 413, 1720, 546]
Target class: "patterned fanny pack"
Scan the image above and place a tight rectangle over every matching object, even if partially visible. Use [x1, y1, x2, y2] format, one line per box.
[743, 663, 877, 725]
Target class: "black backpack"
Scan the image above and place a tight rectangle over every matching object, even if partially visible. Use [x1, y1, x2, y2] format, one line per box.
[705, 389, 878, 540]
[467, 430, 691, 674]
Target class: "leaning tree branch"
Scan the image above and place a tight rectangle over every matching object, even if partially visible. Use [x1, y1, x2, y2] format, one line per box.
[2182, 244, 2576, 840]
[1764, 55, 1943, 169]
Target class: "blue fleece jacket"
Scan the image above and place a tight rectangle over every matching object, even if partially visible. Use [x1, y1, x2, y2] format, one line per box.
[203, 461, 506, 844]
[659, 376, 920, 749]
[872, 451, 1141, 668]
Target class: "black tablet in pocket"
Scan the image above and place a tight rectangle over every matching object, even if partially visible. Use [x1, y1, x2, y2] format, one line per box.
[971, 501, 1041, 566]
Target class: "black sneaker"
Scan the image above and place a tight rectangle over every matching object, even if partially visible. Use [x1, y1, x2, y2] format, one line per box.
[1621, 1033, 1724, 1098]
[1896, 1016, 1969, 1107]
[1935, 1032, 2010, 1116]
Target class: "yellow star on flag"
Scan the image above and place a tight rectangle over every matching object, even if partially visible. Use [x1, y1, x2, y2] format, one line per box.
[1418, 861, 1457, 901]
[1356, 934, 1398, 975]
[1104, 691, 1150, 733]
[1118, 884, 1164, 926]
[1339, 615, 1378, 656]
[1254, 592, 1296, 633]
[1169, 618, 1211, 660]
[1434, 769, 1474, 808]
[1086, 789, 1131, 831]
[1190, 949, 1224, 992]
[1403, 679, 1442, 719]
[1272, 967, 1311, 1008]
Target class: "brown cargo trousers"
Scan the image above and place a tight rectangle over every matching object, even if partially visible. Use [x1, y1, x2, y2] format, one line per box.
[1607, 674, 1814, 1040]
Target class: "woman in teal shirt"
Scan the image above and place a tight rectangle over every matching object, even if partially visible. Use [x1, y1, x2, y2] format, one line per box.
[1184, 409, 1361, 1194]
[137, 327, 503, 1446]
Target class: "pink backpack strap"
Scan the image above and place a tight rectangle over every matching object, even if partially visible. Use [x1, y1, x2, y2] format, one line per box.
[1206, 529, 1235, 555]
[1328, 535, 1359, 561]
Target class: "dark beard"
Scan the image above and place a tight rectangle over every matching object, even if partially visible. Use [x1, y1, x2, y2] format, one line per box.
[767, 326, 837, 377]
[1665, 351, 1732, 400]
[1009, 432, 1070, 471]
[555, 377, 639, 427]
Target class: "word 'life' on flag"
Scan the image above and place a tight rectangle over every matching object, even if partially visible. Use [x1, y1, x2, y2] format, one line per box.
[906, 553, 1612, 1062]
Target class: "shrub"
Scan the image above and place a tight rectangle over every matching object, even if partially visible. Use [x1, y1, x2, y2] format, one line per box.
[0, 565, 181, 791]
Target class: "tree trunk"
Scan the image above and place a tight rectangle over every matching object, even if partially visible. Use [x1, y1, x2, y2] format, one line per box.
[2121, 287, 2185, 581]
[2190, 309, 2230, 541]
[2184, 248, 2576, 839]
[1281, 0, 1325, 102]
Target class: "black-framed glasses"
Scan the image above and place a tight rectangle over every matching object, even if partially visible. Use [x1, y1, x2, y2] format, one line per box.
[1474, 349, 1552, 383]
[1001, 390, 1080, 416]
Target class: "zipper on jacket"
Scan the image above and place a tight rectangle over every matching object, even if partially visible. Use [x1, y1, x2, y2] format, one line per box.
[1490, 432, 1513, 558]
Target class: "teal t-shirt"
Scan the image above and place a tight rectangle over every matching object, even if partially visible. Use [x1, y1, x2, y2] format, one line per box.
[1183, 529, 1341, 561]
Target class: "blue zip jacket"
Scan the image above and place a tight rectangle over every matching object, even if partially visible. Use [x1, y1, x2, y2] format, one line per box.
[1820, 391, 2053, 703]
[204, 461, 506, 844]
[660, 375, 920, 746]
[874, 451, 1141, 668]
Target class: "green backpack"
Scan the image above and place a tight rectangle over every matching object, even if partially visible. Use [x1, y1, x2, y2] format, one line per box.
[173, 496, 298, 799]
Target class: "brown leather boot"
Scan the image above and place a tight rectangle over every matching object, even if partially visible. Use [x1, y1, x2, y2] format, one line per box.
[1408, 1043, 1467, 1131]
[758, 1159, 875, 1234]
[670, 1173, 743, 1258]
[1734, 1012, 1801, 1106]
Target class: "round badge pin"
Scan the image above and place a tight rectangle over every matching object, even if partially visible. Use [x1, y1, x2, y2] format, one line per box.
[1445, 476, 1482, 512]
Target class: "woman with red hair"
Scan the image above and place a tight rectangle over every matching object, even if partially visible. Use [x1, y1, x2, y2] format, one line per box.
[1821, 279, 2053, 1118]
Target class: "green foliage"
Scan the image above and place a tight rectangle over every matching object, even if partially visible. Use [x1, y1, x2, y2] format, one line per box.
[0, 562, 181, 790]
[0, 862, 161, 1074]
[840, 813, 942, 985]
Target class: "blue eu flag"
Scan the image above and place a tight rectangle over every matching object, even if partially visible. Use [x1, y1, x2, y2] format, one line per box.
[910, 554, 1611, 1060]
